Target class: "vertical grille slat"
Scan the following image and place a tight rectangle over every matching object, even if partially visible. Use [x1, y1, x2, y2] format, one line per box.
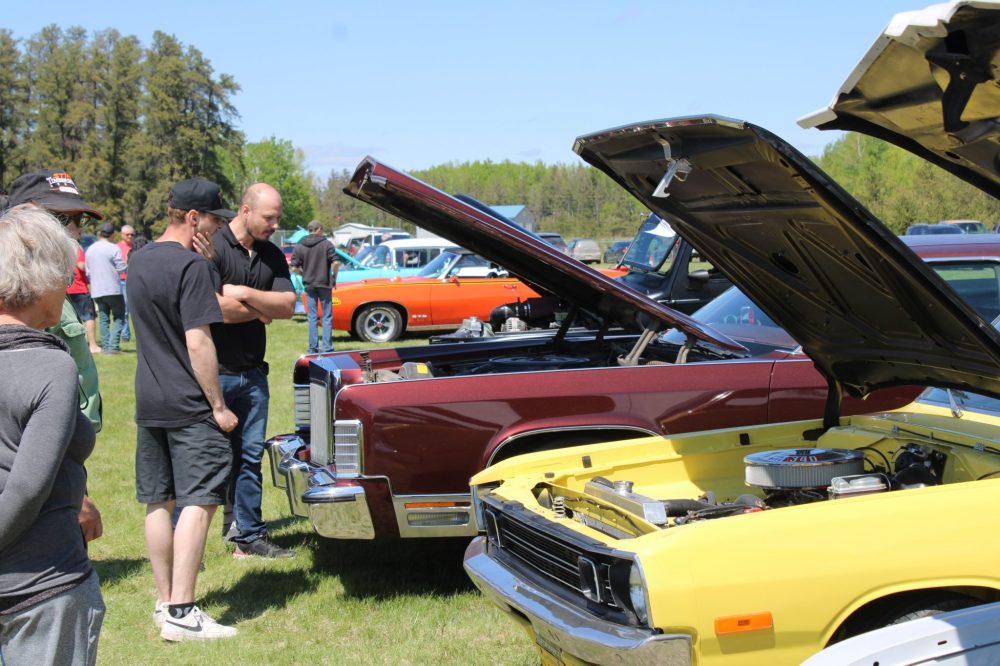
[308, 383, 331, 466]
[293, 386, 310, 428]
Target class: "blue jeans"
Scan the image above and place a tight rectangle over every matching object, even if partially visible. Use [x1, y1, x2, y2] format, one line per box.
[305, 286, 333, 353]
[93, 295, 124, 352]
[120, 279, 130, 341]
[219, 367, 269, 544]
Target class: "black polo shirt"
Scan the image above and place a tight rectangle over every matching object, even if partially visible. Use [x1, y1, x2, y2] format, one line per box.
[210, 223, 294, 372]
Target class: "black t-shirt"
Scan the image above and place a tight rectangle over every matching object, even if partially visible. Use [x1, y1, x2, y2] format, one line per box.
[210, 224, 294, 371]
[128, 241, 224, 427]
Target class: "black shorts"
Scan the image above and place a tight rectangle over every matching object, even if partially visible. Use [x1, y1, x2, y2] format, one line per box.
[68, 293, 95, 322]
[135, 420, 232, 507]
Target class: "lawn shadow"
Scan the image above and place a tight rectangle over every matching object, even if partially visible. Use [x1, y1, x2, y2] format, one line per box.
[93, 557, 146, 585]
[201, 569, 314, 625]
[312, 537, 474, 600]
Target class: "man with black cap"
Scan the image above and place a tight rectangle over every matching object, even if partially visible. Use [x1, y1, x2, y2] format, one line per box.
[128, 177, 240, 641]
[5, 169, 105, 541]
[84, 222, 127, 354]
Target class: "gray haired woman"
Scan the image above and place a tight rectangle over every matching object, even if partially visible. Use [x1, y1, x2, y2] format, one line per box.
[0, 205, 104, 665]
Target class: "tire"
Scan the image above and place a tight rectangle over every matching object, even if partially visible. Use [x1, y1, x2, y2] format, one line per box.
[841, 593, 980, 641]
[355, 304, 404, 343]
[883, 597, 978, 626]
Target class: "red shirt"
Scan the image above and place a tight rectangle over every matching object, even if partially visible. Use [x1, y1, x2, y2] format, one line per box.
[67, 246, 89, 295]
[117, 240, 131, 279]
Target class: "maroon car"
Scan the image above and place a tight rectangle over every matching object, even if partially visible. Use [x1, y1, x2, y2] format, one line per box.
[264, 161, 1000, 540]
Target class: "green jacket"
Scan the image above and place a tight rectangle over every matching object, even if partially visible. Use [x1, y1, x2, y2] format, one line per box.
[47, 297, 102, 432]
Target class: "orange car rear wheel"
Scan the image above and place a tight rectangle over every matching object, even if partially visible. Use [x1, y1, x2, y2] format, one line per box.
[355, 304, 404, 343]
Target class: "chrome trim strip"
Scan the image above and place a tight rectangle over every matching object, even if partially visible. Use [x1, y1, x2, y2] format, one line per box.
[464, 537, 691, 666]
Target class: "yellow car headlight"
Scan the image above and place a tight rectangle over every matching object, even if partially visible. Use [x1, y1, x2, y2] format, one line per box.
[628, 560, 650, 626]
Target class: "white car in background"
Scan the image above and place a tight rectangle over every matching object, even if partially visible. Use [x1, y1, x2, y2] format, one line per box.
[803, 601, 1000, 665]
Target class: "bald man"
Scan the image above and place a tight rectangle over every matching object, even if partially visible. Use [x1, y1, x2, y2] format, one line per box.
[208, 183, 296, 559]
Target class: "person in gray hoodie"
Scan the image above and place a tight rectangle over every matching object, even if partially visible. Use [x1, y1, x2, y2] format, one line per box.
[0, 204, 103, 665]
[290, 220, 340, 353]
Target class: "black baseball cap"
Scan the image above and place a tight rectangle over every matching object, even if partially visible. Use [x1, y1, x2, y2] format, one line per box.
[168, 178, 235, 218]
[98, 222, 115, 237]
[7, 169, 104, 219]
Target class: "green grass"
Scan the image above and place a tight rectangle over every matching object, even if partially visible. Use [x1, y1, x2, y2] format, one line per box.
[87, 316, 536, 664]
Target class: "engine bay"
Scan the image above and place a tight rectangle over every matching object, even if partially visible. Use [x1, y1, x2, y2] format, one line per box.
[357, 329, 741, 383]
[529, 429, 1000, 540]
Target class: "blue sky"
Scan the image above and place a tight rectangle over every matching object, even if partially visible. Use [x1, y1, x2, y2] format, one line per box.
[7, 1, 926, 177]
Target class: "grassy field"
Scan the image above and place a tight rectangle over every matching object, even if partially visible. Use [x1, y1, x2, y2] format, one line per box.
[86, 316, 536, 665]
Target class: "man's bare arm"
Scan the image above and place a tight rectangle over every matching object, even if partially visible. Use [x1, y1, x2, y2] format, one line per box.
[216, 294, 271, 325]
[185, 325, 238, 432]
[221, 285, 295, 320]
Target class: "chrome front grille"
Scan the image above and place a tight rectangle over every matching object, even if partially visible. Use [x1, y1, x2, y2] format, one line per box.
[486, 507, 619, 611]
[309, 383, 332, 466]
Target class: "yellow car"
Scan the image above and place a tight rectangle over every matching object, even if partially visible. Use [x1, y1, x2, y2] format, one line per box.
[464, 4, 1000, 664]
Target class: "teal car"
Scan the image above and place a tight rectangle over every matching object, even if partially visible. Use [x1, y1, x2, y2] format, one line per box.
[336, 238, 458, 285]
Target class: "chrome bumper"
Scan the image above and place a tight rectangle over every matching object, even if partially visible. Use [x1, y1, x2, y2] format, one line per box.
[264, 435, 375, 539]
[464, 537, 691, 666]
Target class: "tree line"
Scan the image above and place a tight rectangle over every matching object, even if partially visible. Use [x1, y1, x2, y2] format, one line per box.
[3, 25, 996, 242]
[0, 26, 316, 235]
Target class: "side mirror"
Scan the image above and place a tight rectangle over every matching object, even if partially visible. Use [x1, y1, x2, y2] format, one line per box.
[688, 269, 710, 286]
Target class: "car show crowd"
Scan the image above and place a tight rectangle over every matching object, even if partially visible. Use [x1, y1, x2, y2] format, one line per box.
[3, 2, 1000, 665]
[0, 170, 297, 660]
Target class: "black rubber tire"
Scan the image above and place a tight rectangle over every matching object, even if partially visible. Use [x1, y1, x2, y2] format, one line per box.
[355, 304, 404, 343]
[883, 597, 978, 626]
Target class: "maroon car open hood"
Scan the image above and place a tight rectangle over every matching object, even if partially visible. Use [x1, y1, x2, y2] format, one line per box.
[798, 1, 1000, 198]
[574, 115, 1000, 399]
[343, 158, 744, 351]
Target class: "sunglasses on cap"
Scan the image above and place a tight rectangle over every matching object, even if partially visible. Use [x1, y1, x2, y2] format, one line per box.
[52, 211, 89, 226]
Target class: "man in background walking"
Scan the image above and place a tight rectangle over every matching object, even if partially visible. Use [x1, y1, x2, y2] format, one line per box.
[85, 223, 126, 354]
[117, 224, 135, 343]
[291, 220, 339, 353]
[211, 183, 296, 558]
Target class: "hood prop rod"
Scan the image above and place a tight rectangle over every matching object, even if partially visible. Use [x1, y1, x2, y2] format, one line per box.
[804, 376, 844, 441]
[554, 304, 580, 346]
[618, 326, 660, 366]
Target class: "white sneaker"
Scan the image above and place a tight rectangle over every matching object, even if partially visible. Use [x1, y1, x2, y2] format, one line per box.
[160, 605, 238, 641]
[153, 600, 168, 628]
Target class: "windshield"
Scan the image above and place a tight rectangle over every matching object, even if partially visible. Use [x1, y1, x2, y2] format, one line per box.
[417, 251, 495, 278]
[359, 245, 391, 267]
[417, 250, 460, 278]
[659, 287, 797, 353]
[689, 287, 797, 349]
[355, 246, 376, 264]
[917, 316, 1000, 412]
[623, 215, 680, 272]
[930, 261, 1000, 322]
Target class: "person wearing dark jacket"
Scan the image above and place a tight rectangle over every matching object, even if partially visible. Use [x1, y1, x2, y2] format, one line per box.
[290, 220, 339, 353]
[0, 204, 103, 665]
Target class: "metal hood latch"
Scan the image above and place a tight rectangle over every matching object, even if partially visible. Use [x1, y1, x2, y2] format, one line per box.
[652, 139, 692, 198]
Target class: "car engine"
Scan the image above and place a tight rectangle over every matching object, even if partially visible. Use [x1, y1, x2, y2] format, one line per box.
[545, 444, 947, 532]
